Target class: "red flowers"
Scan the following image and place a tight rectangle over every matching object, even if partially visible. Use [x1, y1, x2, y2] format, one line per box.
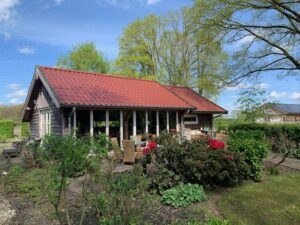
[142, 146, 151, 154]
[148, 141, 157, 149]
[143, 141, 158, 154]
[209, 139, 225, 150]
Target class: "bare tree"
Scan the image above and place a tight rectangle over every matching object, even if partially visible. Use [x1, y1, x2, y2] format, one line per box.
[193, 0, 300, 85]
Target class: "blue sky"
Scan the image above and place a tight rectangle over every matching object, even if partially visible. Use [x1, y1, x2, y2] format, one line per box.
[0, 0, 299, 115]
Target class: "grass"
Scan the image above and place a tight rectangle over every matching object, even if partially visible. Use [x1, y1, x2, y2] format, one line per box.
[218, 173, 300, 225]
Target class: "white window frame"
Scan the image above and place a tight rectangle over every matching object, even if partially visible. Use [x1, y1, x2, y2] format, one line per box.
[40, 110, 51, 137]
[183, 114, 198, 125]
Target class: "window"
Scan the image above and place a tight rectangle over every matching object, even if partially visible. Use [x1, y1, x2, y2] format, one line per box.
[183, 114, 198, 125]
[41, 111, 51, 137]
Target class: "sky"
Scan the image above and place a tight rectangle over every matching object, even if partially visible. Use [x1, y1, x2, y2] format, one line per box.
[0, 0, 299, 115]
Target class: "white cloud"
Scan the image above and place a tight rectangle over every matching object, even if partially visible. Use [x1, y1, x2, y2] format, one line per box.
[17, 46, 36, 54]
[147, 0, 161, 5]
[6, 88, 27, 98]
[7, 83, 22, 90]
[290, 92, 300, 100]
[9, 98, 23, 104]
[0, 0, 20, 22]
[226, 83, 248, 91]
[254, 82, 270, 89]
[235, 35, 255, 46]
[5, 84, 27, 105]
[269, 91, 288, 99]
[2, 30, 11, 40]
[54, 0, 64, 5]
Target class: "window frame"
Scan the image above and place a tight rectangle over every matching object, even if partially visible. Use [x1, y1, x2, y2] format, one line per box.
[40, 110, 51, 137]
[183, 114, 198, 125]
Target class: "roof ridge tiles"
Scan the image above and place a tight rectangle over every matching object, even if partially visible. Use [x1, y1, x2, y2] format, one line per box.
[38, 65, 159, 83]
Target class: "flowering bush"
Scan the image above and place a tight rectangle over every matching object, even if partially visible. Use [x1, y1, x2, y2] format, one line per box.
[142, 141, 157, 155]
[209, 139, 225, 150]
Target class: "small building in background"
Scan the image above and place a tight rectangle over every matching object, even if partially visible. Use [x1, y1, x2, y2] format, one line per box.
[258, 103, 300, 123]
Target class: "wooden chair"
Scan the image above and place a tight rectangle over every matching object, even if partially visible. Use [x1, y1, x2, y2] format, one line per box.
[122, 140, 135, 163]
[109, 138, 122, 161]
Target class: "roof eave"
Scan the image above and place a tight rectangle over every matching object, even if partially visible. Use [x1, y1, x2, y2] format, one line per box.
[60, 103, 196, 111]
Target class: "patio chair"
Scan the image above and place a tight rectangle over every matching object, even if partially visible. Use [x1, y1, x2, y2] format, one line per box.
[109, 137, 122, 161]
[122, 140, 135, 163]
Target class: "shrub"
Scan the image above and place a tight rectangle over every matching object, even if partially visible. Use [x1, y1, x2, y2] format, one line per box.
[21, 122, 30, 138]
[161, 183, 207, 208]
[288, 148, 300, 159]
[183, 147, 250, 187]
[151, 132, 250, 188]
[94, 166, 151, 225]
[228, 123, 300, 153]
[149, 167, 183, 194]
[227, 130, 269, 180]
[0, 121, 14, 142]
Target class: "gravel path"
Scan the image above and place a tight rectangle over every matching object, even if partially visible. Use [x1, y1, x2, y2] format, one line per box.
[0, 194, 16, 225]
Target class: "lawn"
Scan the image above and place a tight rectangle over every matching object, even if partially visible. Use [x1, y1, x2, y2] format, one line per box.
[218, 173, 300, 225]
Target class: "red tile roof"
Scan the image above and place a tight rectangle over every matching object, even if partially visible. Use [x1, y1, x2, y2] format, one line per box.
[166, 86, 227, 113]
[39, 66, 194, 109]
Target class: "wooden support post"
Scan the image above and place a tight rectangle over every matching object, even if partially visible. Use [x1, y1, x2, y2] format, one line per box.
[90, 110, 94, 136]
[166, 111, 169, 132]
[133, 111, 137, 136]
[145, 111, 148, 133]
[176, 111, 179, 132]
[156, 111, 159, 136]
[120, 110, 123, 144]
[106, 110, 109, 137]
[181, 115, 184, 137]
[73, 108, 77, 137]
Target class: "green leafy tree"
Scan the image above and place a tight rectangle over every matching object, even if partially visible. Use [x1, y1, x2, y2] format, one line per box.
[236, 85, 270, 122]
[57, 42, 110, 73]
[192, 0, 300, 84]
[115, 9, 230, 97]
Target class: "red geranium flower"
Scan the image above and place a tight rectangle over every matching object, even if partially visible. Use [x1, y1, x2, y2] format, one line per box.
[148, 141, 157, 150]
[142, 147, 151, 155]
[209, 139, 225, 150]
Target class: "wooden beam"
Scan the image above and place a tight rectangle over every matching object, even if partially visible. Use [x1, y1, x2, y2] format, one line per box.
[73, 107, 76, 137]
[156, 111, 159, 136]
[106, 110, 109, 137]
[133, 111, 137, 136]
[120, 110, 123, 144]
[166, 111, 169, 132]
[145, 111, 148, 133]
[176, 111, 179, 132]
[181, 114, 184, 137]
[90, 110, 94, 136]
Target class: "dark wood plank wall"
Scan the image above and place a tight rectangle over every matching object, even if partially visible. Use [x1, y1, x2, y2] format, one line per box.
[29, 85, 62, 139]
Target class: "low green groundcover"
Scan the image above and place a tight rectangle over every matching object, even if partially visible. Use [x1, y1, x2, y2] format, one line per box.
[218, 174, 300, 225]
[161, 183, 207, 208]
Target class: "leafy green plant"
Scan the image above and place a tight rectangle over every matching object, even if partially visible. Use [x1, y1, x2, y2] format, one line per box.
[227, 130, 269, 180]
[8, 165, 24, 176]
[288, 148, 300, 159]
[161, 184, 207, 208]
[268, 166, 279, 176]
[149, 168, 183, 194]
[183, 148, 249, 187]
[92, 166, 151, 225]
[21, 122, 30, 138]
[0, 121, 14, 142]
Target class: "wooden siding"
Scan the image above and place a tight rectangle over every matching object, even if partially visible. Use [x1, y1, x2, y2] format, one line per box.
[29, 85, 62, 139]
[184, 114, 213, 130]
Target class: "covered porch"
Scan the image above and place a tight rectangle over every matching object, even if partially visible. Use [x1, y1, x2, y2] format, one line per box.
[62, 108, 185, 143]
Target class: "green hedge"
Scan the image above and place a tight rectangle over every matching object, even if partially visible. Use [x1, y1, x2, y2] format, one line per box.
[228, 123, 300, 142]
[0, 121, 15, 142]
[228, 123, 300, 152]
[21, 122, 30, 138]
